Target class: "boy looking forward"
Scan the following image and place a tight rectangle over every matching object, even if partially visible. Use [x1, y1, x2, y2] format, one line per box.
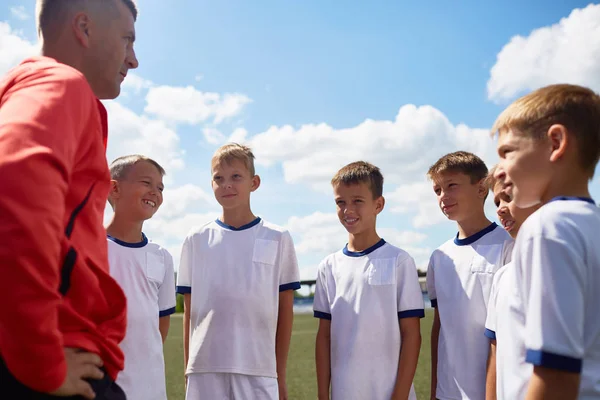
[426, 151, 511, 400]
[106, 155, 176, 400]
[177, 143, 301, 400]
[492, 84, 600, 400]
[313, 161, 424, 400]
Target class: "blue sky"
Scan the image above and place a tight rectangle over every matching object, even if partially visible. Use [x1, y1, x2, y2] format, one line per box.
[2, 1, 599, 278]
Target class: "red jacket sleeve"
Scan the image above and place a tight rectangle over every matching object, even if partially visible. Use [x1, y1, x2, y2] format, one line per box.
[0, 65, 94, 392]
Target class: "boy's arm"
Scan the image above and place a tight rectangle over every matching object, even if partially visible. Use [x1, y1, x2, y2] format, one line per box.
[159, 316, 171, 343]
[0, 67, 95, 393]
[485, 340, 497, 400]
[276, 289, 295, 400]
[392, 317, 421, 400]
[183, 294, 191, 373]
[315, 319, 332, 400]
[525, 367, 580, 400]
[430, 308, 440, 400]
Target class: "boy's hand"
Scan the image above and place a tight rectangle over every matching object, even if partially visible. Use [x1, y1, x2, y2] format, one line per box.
[49, 348, 104, 399]
[278, 377, 288, 400]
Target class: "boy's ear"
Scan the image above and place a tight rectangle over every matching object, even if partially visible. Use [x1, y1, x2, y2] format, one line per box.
[251, 175, 261, 192]
[477, 179, 488, 199]
[375, 196, 385, 214]
[547, 124, 568, 163]
[108, 179, 120, 200]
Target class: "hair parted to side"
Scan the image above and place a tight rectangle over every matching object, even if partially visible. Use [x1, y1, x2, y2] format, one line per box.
[491, 84, 600, 176]
[427, 151, 488, 184]
[331, 161, 384, 199]
[109, 154, 165, 181]
[212, 143, 256, 176]
[36, 0, 138, 38]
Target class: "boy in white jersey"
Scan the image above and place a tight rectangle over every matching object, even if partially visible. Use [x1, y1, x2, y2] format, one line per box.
[426, 151, 512, 400]
[106, 155, 176, 400]
[177, 143, 300, 400]
[313, 161, 424, 400]
[491, 84, 600, 400]
[483, 166, 539, 400]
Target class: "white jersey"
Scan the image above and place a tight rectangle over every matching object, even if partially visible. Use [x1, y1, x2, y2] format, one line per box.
[496, 197, 600, 400]
[176, 218, 300, 378]
[107, 234, 176, 400]
[313, 240, 424, 400]
[426, 222, 512, 400]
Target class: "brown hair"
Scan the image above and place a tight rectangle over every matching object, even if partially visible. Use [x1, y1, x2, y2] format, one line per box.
[484, 165, 501, 192]
[427, 151, 488, 184]
[109, 154, 165, 180]
[37, 0, 138, 38]
[491, 84, 600, 176]
[212, 143, 256, 176]
[331, 161, 384, 199]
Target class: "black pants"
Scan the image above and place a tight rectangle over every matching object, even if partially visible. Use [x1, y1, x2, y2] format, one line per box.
[0, 357, 126, 400]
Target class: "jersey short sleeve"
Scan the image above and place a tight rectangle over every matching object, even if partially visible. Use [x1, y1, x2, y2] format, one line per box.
[278, 231, 301, 292]
[521, 236, 585, 373]
[176, 235, 193, 294]
[426, 253, 437, 308]
[159, 250, 177, 317]
[397, 254, 425, 319]
[484, 275, 499, 340]
[313, 260, 331, 320]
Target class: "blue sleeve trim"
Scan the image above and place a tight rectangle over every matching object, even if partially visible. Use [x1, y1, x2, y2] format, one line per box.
[398, 309, 425, 319]
[430, 298, 438, 308]
[279, 281, 301, 292]
[314, 311, 332, 320]
[484, 328, 496, 340]
[159, 306, 176, 317]
[525, 349, 582, 373]
[176, 286, 191, 294]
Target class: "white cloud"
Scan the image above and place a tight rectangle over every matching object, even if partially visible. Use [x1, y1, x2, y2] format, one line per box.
[10, 5, 29, 20]
[203, 127, 226, 145]
[487, 3, 600, 102]
[104, 100, 185, 172]
[144, 85, 252, 125]
[0, 22, 39, 77]
[249, 104, 498, 227]
[122, 73, 154, 94]
[158, 184, 214, 219]
[195, 74, 204, 82]
[228, 128, 248, 144]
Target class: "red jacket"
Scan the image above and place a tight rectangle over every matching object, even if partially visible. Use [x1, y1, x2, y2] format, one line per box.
[0, 57, 127, 392]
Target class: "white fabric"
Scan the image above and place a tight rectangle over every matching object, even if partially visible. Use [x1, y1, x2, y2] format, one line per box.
[177, 218, 300, 378]
[185, 373, 278, 400]
[107, 236, 176, 400]
[426, 223, 512, 400]
[497, 199, 600, 399]
[313, 240, 424, 400]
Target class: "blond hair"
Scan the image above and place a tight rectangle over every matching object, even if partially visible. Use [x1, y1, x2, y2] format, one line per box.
[331, 161, 384, 199]
[109, 154, 165, 180]
[484, 165, 501, 192]
[427, 151, 488, 184]
[212, 143, 256, 176]
[492, 84, 600, 176]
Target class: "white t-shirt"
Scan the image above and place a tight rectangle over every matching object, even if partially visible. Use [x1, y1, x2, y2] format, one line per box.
[426, 222, 512, 400]
[496, 197, 600, 400]
[107, 234, 176, 400]
[313, 239, 424, 400]
[176, 218, 300, 378]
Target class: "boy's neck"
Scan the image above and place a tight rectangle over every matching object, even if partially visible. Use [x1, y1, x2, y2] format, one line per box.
[220, 206, 257, 229]
[347, 229, 381, 253]
[456, 213, 492, 240]
[106, 215, 145, 243]
[541, 169, 591, 204]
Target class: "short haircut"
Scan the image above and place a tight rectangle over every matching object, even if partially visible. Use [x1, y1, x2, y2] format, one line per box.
[491, 84, 600, 177]
[331, 161, 384, 199]
[427, 151, 488, 184]
[212, 143, 256, 176]
[484, 165, 501, 192]
[109, 155, 165, 181]
[37, 0, 138, 38]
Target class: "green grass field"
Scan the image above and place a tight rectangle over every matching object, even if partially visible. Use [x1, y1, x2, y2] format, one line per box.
[164, 310, 433, 399]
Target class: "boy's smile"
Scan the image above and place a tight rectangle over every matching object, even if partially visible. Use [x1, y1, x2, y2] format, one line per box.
[334, 182, 383, 235]
[111, 161, 164, 221]
[211, 159, 259, 209]
[432, 171, 485, 222]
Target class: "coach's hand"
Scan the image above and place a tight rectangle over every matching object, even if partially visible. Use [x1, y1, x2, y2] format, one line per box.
[49, 348, 104, 399]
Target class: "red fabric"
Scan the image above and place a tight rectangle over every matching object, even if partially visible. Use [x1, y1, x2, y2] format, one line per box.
[0, 57, 127, 393]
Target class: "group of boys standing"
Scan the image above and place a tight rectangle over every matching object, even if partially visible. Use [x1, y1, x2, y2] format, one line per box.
[0, 1, 599, 400]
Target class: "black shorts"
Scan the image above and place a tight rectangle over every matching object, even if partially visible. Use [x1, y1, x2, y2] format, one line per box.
[0, 357, 126, 400]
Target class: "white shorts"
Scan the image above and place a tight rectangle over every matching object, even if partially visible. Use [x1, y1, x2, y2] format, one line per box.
[186, 372, 279, 400]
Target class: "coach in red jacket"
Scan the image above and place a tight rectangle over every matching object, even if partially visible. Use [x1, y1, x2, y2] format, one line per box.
[0, 1, 139, 399]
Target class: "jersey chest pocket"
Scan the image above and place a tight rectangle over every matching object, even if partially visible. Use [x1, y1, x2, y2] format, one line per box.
[367, 259, 396, 285]
[146, 252, 165, 283]
[252, 239, 279, 265]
